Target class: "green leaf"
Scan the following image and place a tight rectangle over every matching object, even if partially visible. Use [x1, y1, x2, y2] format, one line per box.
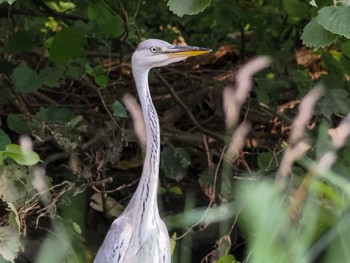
[5, 144, 41, 166]
[309, 0, 317, 7]
[11, 65, 42, 93]
[216, 254, 235, 263]
[112, 100, 127, 118]
[84, 64, 94, 75]
[238, 181, 291, 263]
[170, 232, 177, 256]
[35, 107, 73, 122]
[257, 151, 279, 172]
[0, 0, 16, 4]
[46, 1, 75, 12]
[161, 147, 191, 181]
[4, 31, 36, 55]
[0, 226, 21, 262]
[94, 74, 108, 87]
[87, 2, 112, 20]
[66, 115, 83, 128]
[65, 58, 88, 79]
[39, 66, 64, 88]
[340, 0, 350, 6]
[0, 164, 35, 205]
[88, 15, 124, 38]
[6, 203, 20, 232]
[86, 2, 124, 38]
[283, 0, 309, 19]
[169, 186, 183, 195]
[86, 65, 108, 87]
[341, 42, 350, 59]
[0, 129, 11, 151]
[7, 114, 31, 135]
[301, 18, 338, 49]
[167, 0, 211, 17]
[49, 25, 87, 62]
[318, 6, 350, 39]
[317, 88, 350, 119]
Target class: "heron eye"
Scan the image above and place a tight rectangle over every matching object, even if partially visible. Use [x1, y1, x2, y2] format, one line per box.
[150, 46, 158, 53]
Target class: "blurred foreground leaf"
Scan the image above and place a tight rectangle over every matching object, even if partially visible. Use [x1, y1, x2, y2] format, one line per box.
[167, 0, 211, 17]
[0, 226, 21, 263]
[0, 164, 35, 205]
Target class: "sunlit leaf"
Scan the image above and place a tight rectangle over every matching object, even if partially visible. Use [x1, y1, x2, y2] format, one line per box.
[167, 0, 211, 17]
[301, 18, 337, 49]
[46, 1, 75, 12]
[170, 232, 177, 256]
[318, 6, 350, 38]
[169, 186, 183, 195]
[309, 0, 317, 7]
[340, 0, 350, 6]
[0, 0, 16, 5]
[11, 65, 42, 93]
[72, 222, 82, 235]
[216, 254, 235, 263]
[5, 144, 41, 166]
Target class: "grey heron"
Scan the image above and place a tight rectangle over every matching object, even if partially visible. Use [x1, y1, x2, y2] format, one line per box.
[94, 39, 210, 263]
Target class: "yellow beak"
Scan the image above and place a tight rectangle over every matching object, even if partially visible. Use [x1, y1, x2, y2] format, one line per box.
[164, 45, 211, 58]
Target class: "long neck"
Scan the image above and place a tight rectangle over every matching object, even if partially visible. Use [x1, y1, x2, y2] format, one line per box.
[129, 65, 161, 216]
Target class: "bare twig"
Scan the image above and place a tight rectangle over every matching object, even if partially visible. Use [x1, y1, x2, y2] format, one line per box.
[156, 72, 225, 143]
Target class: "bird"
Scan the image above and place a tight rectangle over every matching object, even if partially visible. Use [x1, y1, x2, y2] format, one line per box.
[94, 39, 210, 263]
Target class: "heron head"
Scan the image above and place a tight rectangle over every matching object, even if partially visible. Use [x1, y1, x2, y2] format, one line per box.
[132, 39, 211, 69]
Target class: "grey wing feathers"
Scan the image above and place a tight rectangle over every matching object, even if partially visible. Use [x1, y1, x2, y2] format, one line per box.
[94, 216, 132, 263]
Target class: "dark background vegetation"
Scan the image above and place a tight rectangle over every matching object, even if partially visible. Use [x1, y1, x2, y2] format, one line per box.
[1, 0, 350, 262]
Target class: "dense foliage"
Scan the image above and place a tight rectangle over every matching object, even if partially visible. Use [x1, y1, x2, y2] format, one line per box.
[1, 0, 350, 262]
